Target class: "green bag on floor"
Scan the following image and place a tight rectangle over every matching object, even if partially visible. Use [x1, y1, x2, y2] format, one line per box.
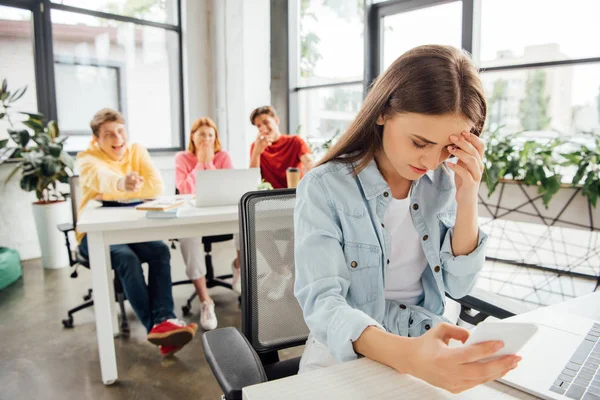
[0, 247, 23, 291]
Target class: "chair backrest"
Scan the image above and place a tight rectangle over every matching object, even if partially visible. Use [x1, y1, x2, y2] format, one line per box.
[69, 175, 82, 227]
[239, 189, 309, 354]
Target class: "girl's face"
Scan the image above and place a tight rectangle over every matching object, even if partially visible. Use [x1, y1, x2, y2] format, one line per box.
[193, 125, 216, 150]
[378, 112, 473, 180]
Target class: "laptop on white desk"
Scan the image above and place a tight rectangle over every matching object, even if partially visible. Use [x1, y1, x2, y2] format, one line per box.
[193, 168, 261, 207]
[498, 299, 600, 400]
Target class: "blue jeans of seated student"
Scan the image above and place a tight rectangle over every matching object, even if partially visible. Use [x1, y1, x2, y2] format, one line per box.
[79, 235, 176, 333]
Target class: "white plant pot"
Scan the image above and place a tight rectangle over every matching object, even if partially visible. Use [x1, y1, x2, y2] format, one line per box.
[32, 200, 71, 269]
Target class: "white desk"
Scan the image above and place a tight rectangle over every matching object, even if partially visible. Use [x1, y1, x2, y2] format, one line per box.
[77, 195, 239, 385]
[243, 292, 600, 400]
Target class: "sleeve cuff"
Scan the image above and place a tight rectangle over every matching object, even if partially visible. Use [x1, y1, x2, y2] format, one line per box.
[324, 308, 385, 363]
[440, 227, 488, 277]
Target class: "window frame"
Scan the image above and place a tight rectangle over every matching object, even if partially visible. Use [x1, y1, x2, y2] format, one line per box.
[0, 0, 185, 154]
[289, 0, 600, 136]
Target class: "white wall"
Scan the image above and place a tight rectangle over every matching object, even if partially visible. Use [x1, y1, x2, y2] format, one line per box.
[1, 0, 271, 261]
[214, 0, 271, 168]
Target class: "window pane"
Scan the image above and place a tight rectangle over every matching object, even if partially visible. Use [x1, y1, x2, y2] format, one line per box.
[298, 84, 363, 158]
[51, 9, 182, 151]
[299, 0, 363, 86]
[51, 0, 178, 25]
[382, 2, 462, 70]
[482, 64, 600, 138]
[0, 6, 38, 139]
[480, 0, 600, 67]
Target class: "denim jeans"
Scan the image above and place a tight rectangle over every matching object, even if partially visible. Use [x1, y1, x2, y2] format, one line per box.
[79, 235, 176, 332]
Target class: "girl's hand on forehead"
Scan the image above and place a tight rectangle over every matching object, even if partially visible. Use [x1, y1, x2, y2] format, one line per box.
[445, 131, 485, 203]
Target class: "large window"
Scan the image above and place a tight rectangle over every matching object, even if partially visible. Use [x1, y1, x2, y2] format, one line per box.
[479, 0, 600, 139]
[381, 1, 462, 69]
[0, 5, 38, 139]
[290, 0, 600, 153]
[290, 0, 365, 155]
[0, 0, 183, 153]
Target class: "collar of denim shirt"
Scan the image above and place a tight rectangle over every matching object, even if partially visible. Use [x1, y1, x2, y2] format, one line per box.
[354, 158, 436, 200]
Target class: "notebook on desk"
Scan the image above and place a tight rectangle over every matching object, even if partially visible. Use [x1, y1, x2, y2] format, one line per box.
[135, 197, 185, 211]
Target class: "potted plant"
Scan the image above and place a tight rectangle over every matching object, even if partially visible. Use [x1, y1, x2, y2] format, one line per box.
[479, 126, 599, 231]
[1, 79, 74, 268]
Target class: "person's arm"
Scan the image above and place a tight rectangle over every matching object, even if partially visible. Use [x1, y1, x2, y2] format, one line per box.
[78, 154, 124, 196]
[250, 133, 272, 168]
[353, 323, 519, 394]
[297, 137, 314, 173]
[175, 153, 198, 194]
[217, 151, 233, 170]
[442, 131, 488, 298]
[249, 142, 260, 168]
[133, 144, 164, 198]
[300, 153, 314, 172]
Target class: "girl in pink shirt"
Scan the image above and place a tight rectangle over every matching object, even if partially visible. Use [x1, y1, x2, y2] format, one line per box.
[175, 117, 239, 331]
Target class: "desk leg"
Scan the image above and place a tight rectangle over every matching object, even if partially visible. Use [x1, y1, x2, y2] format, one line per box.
[107, 269, 119, 337]
[88, 232, 118, 385]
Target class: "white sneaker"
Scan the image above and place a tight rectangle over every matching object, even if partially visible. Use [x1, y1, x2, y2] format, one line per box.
[266, 270, 293, 301]
[231, 261, 242, 294]
[200, 301, 218, 331]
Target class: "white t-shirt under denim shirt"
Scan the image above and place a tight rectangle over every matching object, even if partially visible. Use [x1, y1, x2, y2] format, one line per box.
[300, 195, 430, 374]
[383, 195, 428, 306]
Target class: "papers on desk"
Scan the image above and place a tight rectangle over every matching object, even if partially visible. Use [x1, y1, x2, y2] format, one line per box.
[135, 197, 185, 211]
[136, 196, 185, 218]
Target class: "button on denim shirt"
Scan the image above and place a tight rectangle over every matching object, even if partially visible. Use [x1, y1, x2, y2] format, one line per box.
[294, 159, 488, 363]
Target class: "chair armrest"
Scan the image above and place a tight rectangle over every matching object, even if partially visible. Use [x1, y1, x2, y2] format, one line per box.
[448, 287, 529, 325]
[57, 223, 74, 233]
[202, 327, 268, 400]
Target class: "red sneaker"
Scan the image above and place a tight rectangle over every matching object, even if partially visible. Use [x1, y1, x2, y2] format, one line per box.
[160, 345, 181, 357]
[147, 319, 198, 348]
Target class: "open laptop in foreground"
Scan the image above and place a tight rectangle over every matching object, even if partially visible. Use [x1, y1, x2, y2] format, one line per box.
[499, 294, 600, 400]
[193, 168, 261, 207]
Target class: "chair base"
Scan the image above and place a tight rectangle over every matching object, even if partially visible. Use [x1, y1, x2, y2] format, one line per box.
[174, 274, 236, 315]
[62, 289, 130, 337]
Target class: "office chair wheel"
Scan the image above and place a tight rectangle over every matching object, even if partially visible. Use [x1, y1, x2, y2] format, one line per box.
[62, 317, 74, 328]
[83, 289, 93, 301]
[181, 305, 192, 316]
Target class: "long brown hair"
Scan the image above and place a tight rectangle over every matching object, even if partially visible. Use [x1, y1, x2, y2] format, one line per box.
[319, 45, 487, 173]
[188, 117, 222, 154]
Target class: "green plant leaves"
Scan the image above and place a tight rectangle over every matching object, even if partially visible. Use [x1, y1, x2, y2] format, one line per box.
[8, 129, 30, 148]
[48, 143, 63, 157]
[60, 151, 74, 170]
[8, 86, 27, 103]
[19, 173, 38, 192]
[1, 79, 71, 201]
[31, 133, 51, 149]
[46, 120, 59, 139]
[482, 129, 600, 208]
[40, 155, 61, 177]
[23, 115, 45, 133]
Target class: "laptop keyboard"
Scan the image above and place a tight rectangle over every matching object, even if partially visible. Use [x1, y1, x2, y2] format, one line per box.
[549, 323, 600, 400]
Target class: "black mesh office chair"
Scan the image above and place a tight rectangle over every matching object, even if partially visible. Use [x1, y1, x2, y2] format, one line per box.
[170, 188, 236, 315]
[57, 176, 130, 336]
[202, 189, 521, 400]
